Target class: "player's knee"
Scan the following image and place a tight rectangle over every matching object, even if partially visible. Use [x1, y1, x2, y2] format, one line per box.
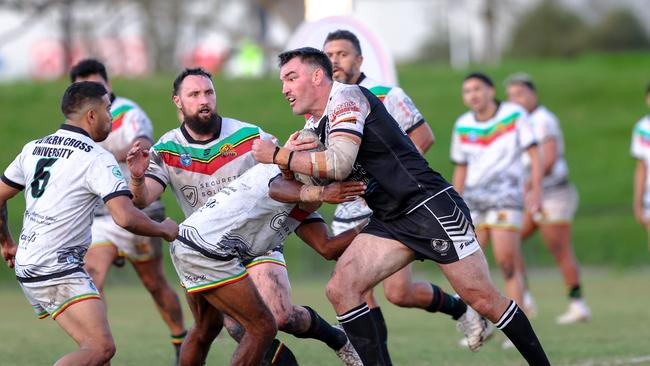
[496, 260, 516, 280]
[250, 310, 277, 340]
[88, 337, 116, 364]
[326, 278, 345, 305]
[384, 286, 413, 307]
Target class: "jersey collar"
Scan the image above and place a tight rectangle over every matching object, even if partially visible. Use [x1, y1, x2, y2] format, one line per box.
[60, 124, 91, 138]
[355, 72, 367, 85]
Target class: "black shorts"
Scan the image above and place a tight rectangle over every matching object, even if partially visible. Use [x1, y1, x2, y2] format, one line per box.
[362, 188, 481, 264]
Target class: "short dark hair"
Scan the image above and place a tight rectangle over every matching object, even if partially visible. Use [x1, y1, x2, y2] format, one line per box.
[61, 81, 108, 118]
[464, 72, 494, 88]
[324, 29, 362, 55]
[172, 68, 212, 96]
[278, 47, 333, 80]
[69, 59, 108, 83]
[505, 72, 536, 92]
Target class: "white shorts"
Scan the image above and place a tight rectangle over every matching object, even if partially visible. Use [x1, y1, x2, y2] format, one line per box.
[331, 198, 373, 235]
[534, 183, 578, 224]
[19, 271, 101, 320]
[91, 215, 162, 262]
[471, 209, 523, 231]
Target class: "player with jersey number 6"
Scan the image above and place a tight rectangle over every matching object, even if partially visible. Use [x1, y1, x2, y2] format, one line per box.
[0, 81, 178, 366]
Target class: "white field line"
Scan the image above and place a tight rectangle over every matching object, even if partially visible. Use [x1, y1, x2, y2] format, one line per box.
[564, 355, 650, 366]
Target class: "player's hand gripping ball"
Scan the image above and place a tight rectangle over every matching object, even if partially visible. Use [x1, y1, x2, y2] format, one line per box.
[293, 129, 332, 187]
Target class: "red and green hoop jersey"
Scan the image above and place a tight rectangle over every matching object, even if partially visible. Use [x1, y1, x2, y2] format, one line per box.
[631, 114, 650, 207]
[1, 124, 131, 281]
[451, 101, 536, 211]
[145, 118, 274, 217]
[94, 95, 161, 216]
[523, 105, 570, 190]
[177, 164, 322, 260]
[357, 73, 426, 134]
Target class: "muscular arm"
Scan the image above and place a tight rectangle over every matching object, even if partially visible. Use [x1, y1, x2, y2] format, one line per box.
[526, 144, 543, 213]
[634, 159, 647, 226]
[407, 123, 435, 154]
[105, 195, 177, 241]
[254, 134, 360, 181]
[540, 138, 558, 176]
[452, 164, 467, 195]
[295, 220, 363, 260]
[0, 181, 20, 268]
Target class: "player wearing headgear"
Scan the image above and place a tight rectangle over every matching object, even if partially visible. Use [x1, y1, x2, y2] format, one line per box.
[69, 58, 187, 359]
[323, 29, 489, 352]
[126, 68, 363, 365]
[253, 47, 550, 366]
[0, 81, 178, 366]
[506, 73, 591, 325]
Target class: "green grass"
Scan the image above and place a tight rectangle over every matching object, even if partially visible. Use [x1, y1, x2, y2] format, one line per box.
[0, 267, 648, 365]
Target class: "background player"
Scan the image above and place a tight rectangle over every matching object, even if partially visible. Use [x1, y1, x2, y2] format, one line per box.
[631, 82, 650, 251]
[506, 73, 591, 325]
[0, 81, 178, 366]
[323, 29, 487, 351]
[450, 73, 543, 333]
[126, 68, 360, 365]
[253, 47, 550, 366]
[69, 59, 187, 358]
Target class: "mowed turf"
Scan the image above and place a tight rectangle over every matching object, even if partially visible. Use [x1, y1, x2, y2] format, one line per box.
[0, 267, 648, 365]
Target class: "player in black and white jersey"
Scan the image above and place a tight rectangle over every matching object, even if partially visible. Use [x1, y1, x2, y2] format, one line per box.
[0, 82, 178, 366]
[69, 59, 187, 358]
[322, 29, 488, 352]
[253, 47, 550, 365]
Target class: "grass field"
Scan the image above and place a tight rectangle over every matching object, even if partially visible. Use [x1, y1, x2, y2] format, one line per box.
[0, 267, 648, 366]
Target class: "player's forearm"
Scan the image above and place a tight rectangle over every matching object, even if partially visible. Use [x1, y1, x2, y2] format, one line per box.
[116, 206, 167, 238]
[269, 176, 325, 203]
[129, 177, 156, 208]
[0, 201, 12, 246]
[527, 146, 543, 192]
[452, 165, 467, 194]
[274, 136, 359, 181]
[297, 222, 359, 260]
[633, 160, 646, 210]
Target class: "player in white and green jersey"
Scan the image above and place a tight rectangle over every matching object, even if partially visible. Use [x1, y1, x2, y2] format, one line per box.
[69, 59, 186, 357]
[0, 82, 178, 366]
[322, 30, 489, 353]
[126, 68, 362, 366]
[506, 73, 591, 325]
[451, 73, 543, 325]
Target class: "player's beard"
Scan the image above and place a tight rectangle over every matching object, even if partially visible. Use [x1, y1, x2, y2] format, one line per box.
[184, 111, 220, 135]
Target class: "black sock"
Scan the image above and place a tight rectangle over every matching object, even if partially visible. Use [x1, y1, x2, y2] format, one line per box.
[425, 284, 467, 320]
[568, 285, 582, 299]
[171, 330, 187, 360]
[261, 339, 299, 366]
[369, 307, 391, 365]
[497, 300, 551, 366]
[294, 306, 347, 350]
[337, 303, 391, 365]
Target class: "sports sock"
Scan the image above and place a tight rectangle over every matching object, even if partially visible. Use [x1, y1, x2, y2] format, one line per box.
[294, 306, 347, 350]
[337, 303, 391, 365]
[496, 300, 550, 366]
[568, 285, 582, 299]
[425, 284, 467, 320]
[369, 307, 391, 364]
[171, 330, 187, 359]
[261, 339, 298, 366]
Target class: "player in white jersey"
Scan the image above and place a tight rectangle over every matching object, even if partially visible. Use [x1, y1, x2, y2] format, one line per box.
[160, 161, 364, 365]
[451, 73, 543, 333]
[69, 59, 187, 357]
[506, 73, 591, 325]
[0, 82, 178, 366]
[323, 30, 489, 352]
[632, 84, 650, 246]
[126, 68, 362, 365]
